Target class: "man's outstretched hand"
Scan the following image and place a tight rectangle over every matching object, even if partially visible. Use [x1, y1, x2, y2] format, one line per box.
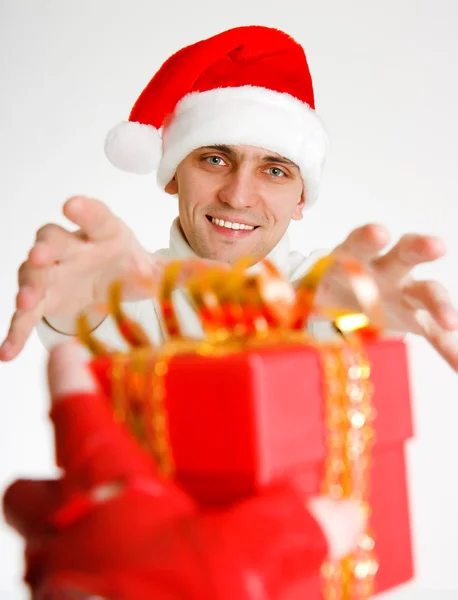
[320, 224, 458, 371]
[0, 196, 161, 362]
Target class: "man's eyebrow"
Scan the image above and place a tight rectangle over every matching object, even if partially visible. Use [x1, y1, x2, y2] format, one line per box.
[198, 145, 235, 155]
[261, 155, 299, 169]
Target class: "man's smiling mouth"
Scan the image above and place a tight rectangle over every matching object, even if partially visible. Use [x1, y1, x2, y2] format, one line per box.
[205, 215, 260, 231]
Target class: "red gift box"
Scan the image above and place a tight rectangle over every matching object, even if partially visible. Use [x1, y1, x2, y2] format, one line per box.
[91, 336, 414, 596]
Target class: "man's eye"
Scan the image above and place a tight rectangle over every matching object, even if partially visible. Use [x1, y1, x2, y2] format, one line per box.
[267, 167, 287, 178]
[205, 156, 226, 166]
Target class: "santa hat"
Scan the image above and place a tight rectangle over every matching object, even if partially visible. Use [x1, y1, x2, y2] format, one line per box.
[105, 25, 328, 207]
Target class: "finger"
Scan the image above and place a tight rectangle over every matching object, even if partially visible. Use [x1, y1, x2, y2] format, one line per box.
[18, 260, 47, 288]
[63, 196, 121, 242]
[403, 280, 458, 330]
[28, 241, 51, 267]
[36, 223, 73, 243]
[48, 341, 97, 400]
[16, 284, 43, 311]
[375, 234, 446, 281]
[33, 224, 81, 265]
[334, 224, 391, 263]
[414, 311, 458, 372]
[0, 304, 45, 361]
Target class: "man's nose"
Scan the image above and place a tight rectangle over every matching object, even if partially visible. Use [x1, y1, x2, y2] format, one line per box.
[217, 169, 259, 209]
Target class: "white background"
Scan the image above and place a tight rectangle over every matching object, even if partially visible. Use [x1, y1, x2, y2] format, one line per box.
[1, 0, 457, 597]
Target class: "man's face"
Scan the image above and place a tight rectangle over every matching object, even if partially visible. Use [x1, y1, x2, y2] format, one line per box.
[164, 145, 305, 264]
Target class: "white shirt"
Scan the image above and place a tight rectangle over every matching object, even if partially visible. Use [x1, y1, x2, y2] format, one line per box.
[36, 219, 335, 351]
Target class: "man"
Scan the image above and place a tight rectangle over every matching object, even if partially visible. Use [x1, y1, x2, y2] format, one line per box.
[0, 25, 456, 367]
[1, 24, 457, 594]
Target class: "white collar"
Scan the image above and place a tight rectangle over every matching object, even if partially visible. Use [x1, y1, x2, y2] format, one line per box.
[167, 218, 291, 276]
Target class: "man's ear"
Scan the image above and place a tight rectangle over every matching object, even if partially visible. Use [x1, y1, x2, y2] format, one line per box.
[291, 191, 305, 221]
[164, 176, 178, 195]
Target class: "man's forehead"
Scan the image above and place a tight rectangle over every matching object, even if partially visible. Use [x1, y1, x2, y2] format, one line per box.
[196, 144, 299, 168]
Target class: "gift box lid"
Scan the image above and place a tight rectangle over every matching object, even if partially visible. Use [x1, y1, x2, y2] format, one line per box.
[91, 337, 414, 477]
[164, 337, 414, 474]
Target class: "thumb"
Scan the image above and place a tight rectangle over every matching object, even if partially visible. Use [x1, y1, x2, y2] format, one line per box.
[48, 341, 96, 401]
[307, 496, 366, 560]
[63, 196, 121, 242]
[47, 342, 158, 487]
[333, 224, 390, 263]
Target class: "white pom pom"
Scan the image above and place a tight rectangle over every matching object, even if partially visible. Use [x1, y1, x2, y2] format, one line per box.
[104, 121, 162, 174]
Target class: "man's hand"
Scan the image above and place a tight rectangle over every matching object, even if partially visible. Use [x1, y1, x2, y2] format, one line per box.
[0, 196, 161, 362]
[319, 224, 458, 371]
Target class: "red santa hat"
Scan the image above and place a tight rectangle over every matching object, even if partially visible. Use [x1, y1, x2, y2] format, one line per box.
[105, 25, 328, 207]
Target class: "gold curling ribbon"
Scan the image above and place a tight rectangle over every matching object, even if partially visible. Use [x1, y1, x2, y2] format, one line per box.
[77, 254, 381, 599]
[319, 340, 378, 599]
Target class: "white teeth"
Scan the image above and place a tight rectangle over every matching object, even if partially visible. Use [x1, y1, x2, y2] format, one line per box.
[211, 217, 254, 231]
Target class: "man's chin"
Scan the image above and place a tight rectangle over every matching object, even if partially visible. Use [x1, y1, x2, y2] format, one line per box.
[197, 227, 267, 264]
[206, 245, 264, 266]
